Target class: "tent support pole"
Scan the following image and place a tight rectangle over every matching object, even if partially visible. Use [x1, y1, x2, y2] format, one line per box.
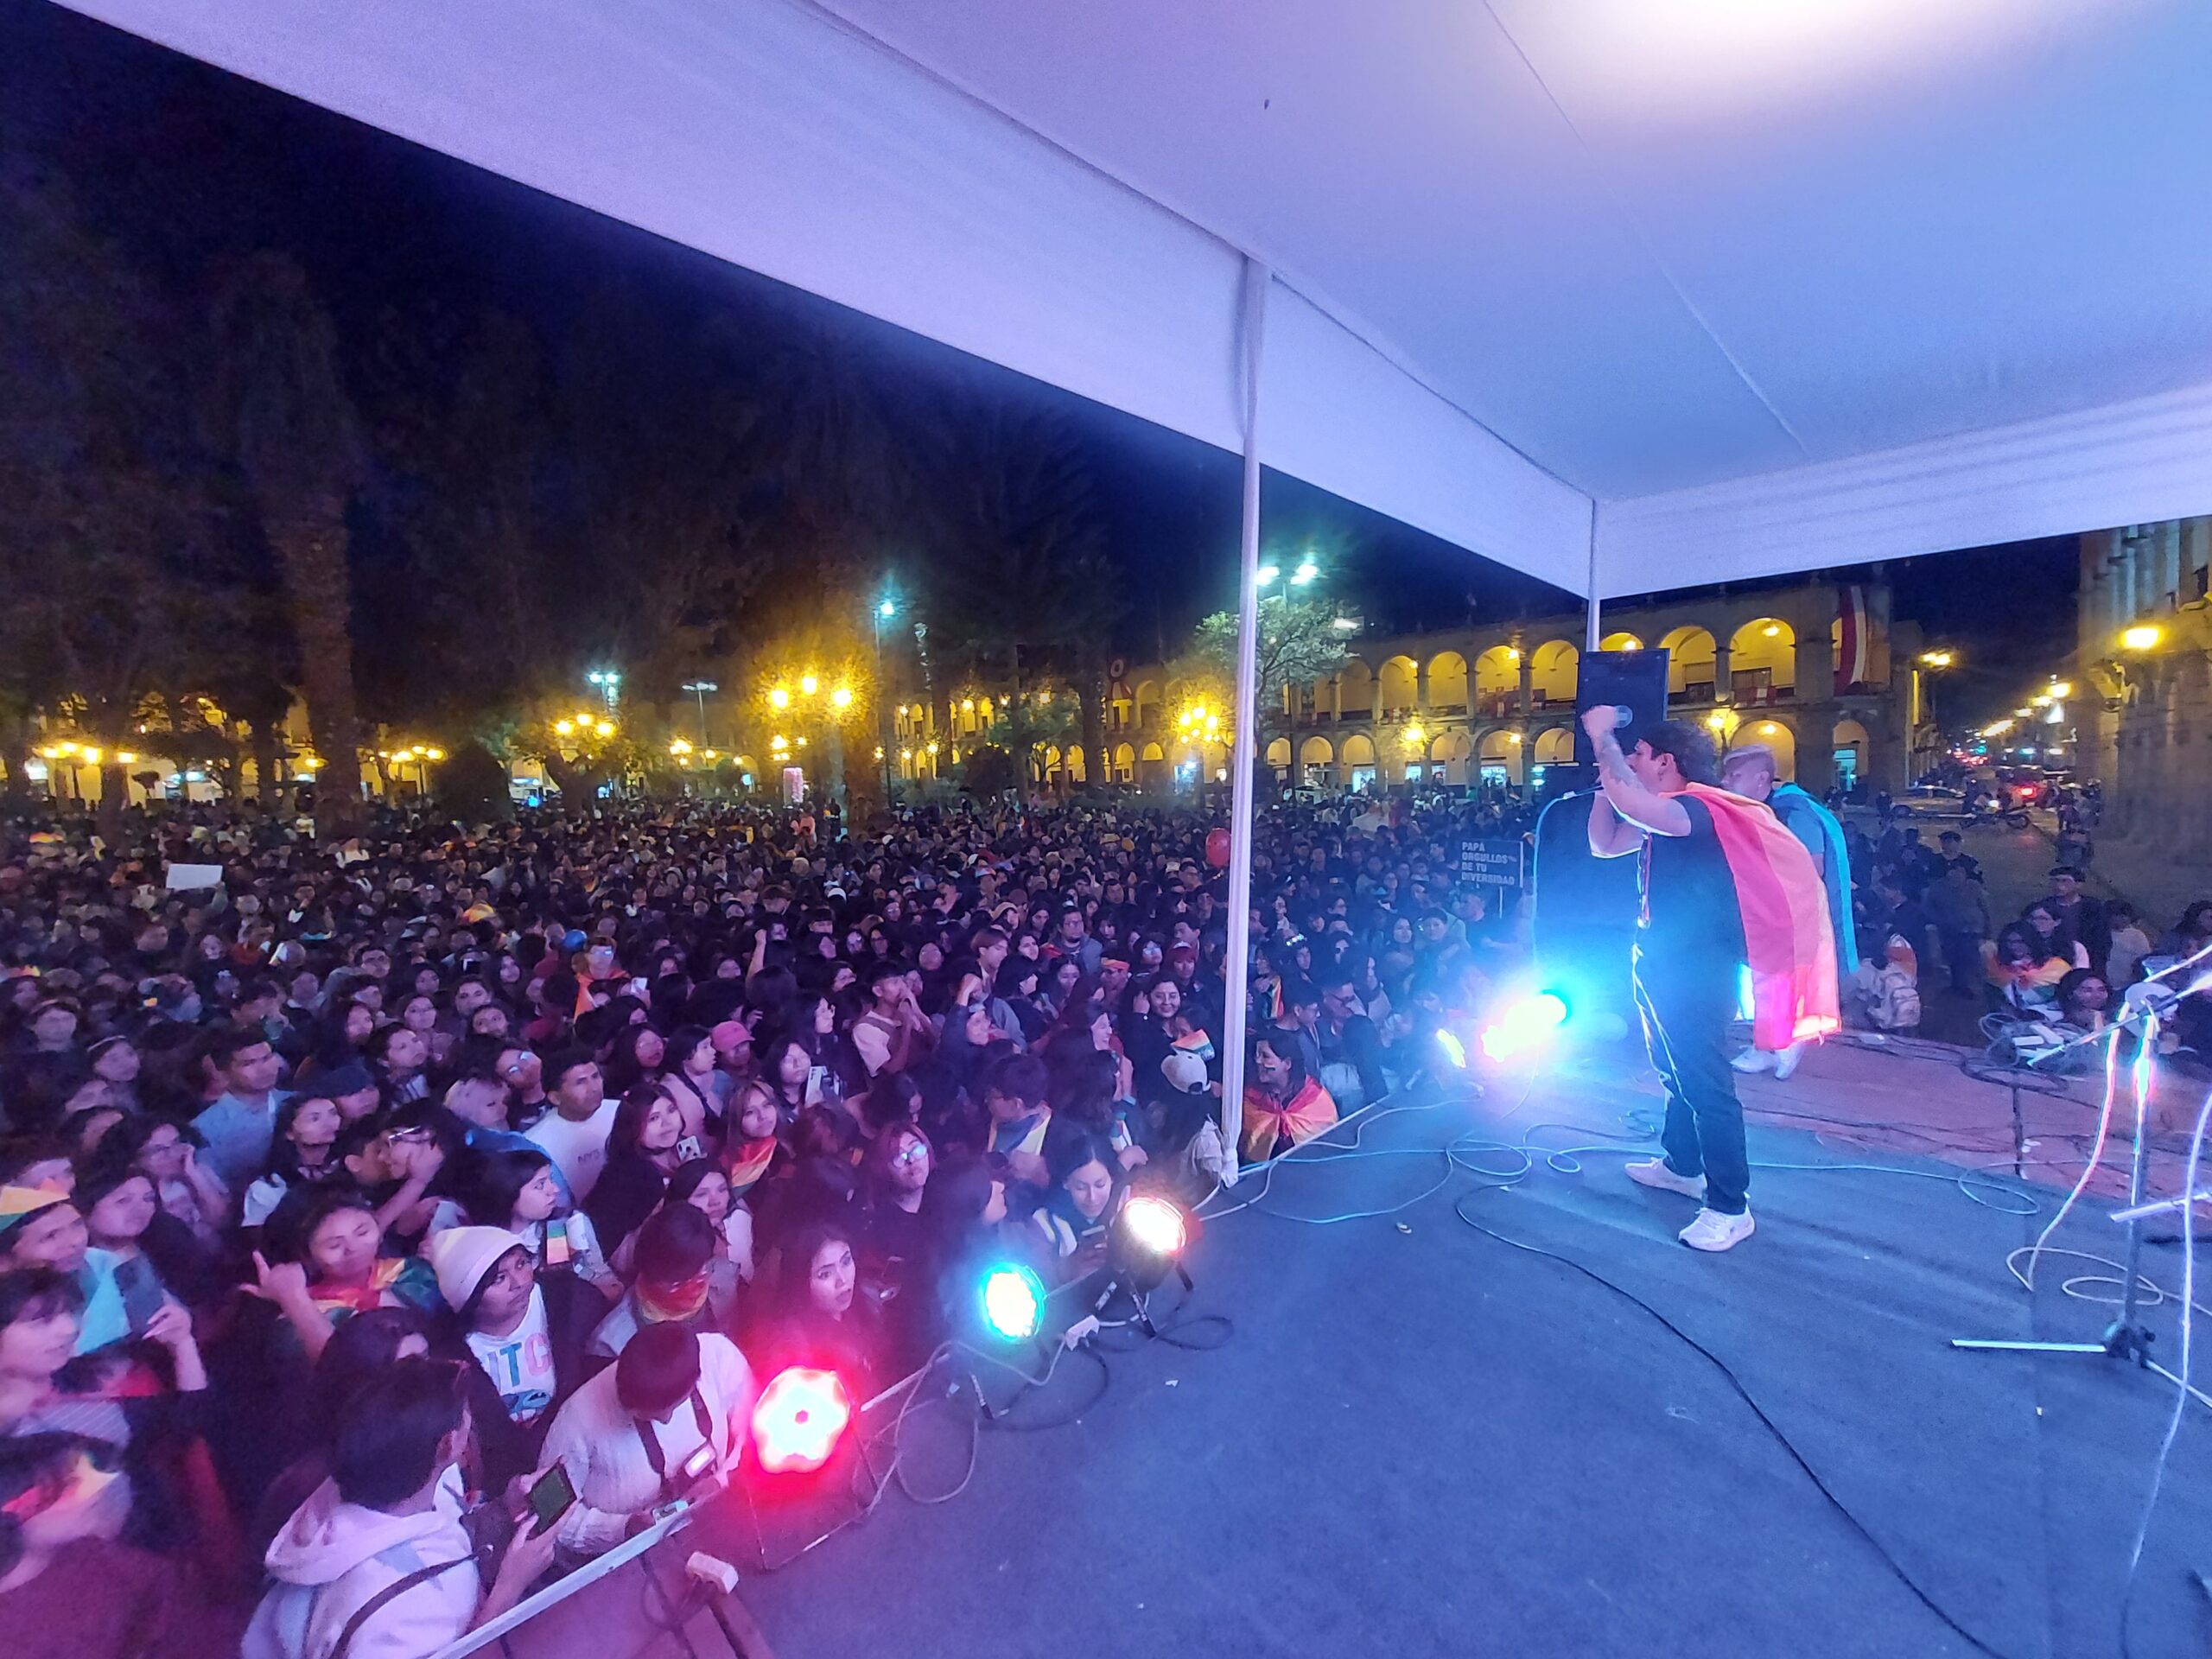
[1584, 500, 1601, 652]
[1218, 257, 1271, 1179]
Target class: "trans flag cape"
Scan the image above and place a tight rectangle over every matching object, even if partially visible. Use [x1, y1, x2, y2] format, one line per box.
[1770, 782, 1859, 976]
[1680, 784, 1840, 1052]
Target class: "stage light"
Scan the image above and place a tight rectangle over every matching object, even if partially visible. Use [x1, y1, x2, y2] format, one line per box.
[751, 1367, 852, 1475]
[1434, 1028, 1469, 1069]
[1120, 1195, 1186, 1259]
[981, 1264, 1045, 1342]
[1479, 991, 1568, 1061]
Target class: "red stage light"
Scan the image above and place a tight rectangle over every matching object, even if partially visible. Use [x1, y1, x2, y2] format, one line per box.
[750, 1367, 852, 1475]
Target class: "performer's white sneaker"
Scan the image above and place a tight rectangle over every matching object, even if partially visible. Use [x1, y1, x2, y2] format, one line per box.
[1625, 1158, 1707, 1199]
[1771, 1042, 1806, 1081]
[1729, 1048, 1774, 1075]
[1679, 1207, 1757, 1252]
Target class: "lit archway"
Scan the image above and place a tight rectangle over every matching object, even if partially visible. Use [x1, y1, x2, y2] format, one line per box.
[1427, 652, 1469, 713]
[1133, 680, 1160, 732]
[1300, 734, 1334, 787]
[1478, 728, 1524, 785]
[1599, 632, 1644, 653]
[1065, 745, 1087, 784]
[1337, 659, 1376, 721]
[1657, 626, 1717, 698]
[1473, 645, 1519, 715]
[1831, 717, 1870, 793]
[1529, 639, 1578, 708]
[1339, 733, 1376, 766]
[1533, 726, 1574, 765]
[1727, 618, 1796, 702]
[1428, 727, 1475, 785]
[1266, 736, 1293, 769]
[1378, 655, 1419, 717]
[1113, 741, 1135, 784]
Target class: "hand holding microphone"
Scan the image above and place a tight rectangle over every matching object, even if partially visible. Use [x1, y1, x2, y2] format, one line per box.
[1580, 703, 1634, 741]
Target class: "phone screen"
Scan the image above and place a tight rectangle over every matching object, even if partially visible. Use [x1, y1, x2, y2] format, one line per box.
[527, 1465, 577, 1534]
[682, 1441, 716, 1482]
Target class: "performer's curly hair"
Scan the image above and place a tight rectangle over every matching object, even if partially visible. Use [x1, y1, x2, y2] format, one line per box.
[1640, 720, 1719, 785]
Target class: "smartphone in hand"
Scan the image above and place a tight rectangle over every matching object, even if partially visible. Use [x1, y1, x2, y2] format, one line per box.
[526, 1465, 577, 1536]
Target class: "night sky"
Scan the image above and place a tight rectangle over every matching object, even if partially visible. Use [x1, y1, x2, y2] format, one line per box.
[5, 0, 2079, 721]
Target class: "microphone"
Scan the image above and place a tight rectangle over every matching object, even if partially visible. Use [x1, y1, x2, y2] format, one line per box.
[1612, 707, 1635, 728]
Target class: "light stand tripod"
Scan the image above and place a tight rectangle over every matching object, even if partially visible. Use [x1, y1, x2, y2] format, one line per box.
[1952, 996, 2212, 1414]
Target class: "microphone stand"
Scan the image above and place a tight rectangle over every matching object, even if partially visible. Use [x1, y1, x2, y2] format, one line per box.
[1952, 995, 2212, 1414]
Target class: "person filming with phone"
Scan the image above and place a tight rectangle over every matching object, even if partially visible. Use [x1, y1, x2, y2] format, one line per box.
[244, 1357, 561, 1659]
[537, 1323, 755, 1559]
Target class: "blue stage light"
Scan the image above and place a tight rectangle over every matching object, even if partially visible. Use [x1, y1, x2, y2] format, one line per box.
[1480, 991, 1569, 1062]
[981, 1264, 1045, 1342]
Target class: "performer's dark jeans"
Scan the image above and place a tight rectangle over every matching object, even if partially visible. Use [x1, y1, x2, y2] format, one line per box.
[1633, 953, 1749, 1216]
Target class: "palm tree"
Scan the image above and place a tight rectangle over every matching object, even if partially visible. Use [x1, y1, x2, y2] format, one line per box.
[918, 409, 1127, 799]
[207, 252, 367, 835]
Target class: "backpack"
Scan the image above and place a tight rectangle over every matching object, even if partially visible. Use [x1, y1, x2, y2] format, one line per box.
[243, 1538, 474, 1659]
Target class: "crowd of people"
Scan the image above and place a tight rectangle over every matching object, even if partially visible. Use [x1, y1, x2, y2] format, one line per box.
[1833, 798, 2210, 1068]
[0, 768, 2195, 1656]
[0, 791, 1522, 1657]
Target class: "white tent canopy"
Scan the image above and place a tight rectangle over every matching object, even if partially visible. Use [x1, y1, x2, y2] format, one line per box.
[58, 0, 2212, 595]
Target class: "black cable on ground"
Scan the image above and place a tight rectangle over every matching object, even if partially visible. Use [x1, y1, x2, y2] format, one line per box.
[1451, 1192, 2012, 1659]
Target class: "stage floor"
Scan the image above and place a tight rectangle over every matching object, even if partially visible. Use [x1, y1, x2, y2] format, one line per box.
[514, 1042, 2212, 1659]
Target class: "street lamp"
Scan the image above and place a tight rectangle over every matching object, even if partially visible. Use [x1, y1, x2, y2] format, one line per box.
[1292, 560, 1319, 586]
[2121, 624, 2162, 652]
[873, 591, 899, 799]
[681, 680, 718, 746]
[586, 669, 622, 711]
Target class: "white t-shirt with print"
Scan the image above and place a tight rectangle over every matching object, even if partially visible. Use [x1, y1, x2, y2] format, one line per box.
[465, 1285, 557, 1424]
[524, 1099, 618, 1202]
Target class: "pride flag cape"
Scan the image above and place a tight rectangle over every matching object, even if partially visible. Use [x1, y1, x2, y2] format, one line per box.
[1680, 784, 1840, 1052]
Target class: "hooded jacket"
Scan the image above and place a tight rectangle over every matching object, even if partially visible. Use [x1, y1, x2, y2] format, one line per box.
[242, 1466, 480, 1659]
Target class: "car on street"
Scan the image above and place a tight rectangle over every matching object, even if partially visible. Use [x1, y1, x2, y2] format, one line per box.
[1890, 785, 1973, 821]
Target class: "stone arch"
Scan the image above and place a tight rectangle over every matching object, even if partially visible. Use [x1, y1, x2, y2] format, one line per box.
[1266, 736, 1293, 769]
[1140, 741, 1165, 762]
[1529, 639, 1578, 707]
[1473, 645, 1519, 715]
[1378, 654, 1419, 718]
[1427, 651, 1469, 713]
[1599, 632, 1644, 653]
[1133, 680, 1161, 732]
[1337, 658, 1376, 721]
[1533, 725, 1575, 765]
[1340, 733, 1376, 766]
[1478, 727, 1524, 785]
[1113, 741, 1136, 784]
[1657, 626, 1717, 698]
[1428, 727, 1475, 785]
[1300, 735, 1333, 766]
[1728, 618, 1796, 701]
[1831, 717, 1870, 791]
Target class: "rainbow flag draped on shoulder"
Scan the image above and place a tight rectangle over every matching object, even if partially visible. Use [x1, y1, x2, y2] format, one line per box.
[1679, 784, 1840, 1052]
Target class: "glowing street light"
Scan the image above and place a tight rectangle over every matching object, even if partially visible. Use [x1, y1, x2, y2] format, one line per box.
[680, 679, 718, 746]
[1919, 649, 1955, 669]
[830, 684, 854, 710]
[768, 684, 791, 710]
[878, 598, 897, 620]
[586, 668, 622, 710]
[1292, 559, 1319, 585]
[799, 673, 819, 696]
[2121, 624, 2162, 652]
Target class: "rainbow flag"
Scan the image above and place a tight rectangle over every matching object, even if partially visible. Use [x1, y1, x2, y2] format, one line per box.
[1681, 784, 1840, 1051]
[1172, 1028, 1217, 1065]
[722, 1135, 777, 1197]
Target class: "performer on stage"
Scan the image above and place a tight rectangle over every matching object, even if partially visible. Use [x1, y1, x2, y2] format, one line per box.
[1720, 743, 1859, 1081]
[1580, 707, 1839, 1252]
